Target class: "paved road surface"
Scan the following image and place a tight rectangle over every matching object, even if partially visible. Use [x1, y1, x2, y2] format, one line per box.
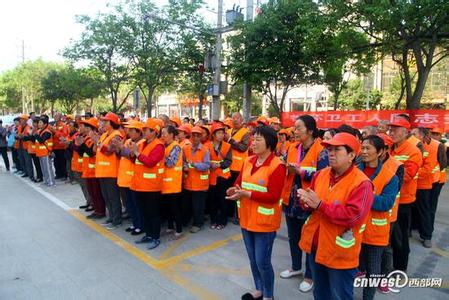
[1, 163, 449, 299]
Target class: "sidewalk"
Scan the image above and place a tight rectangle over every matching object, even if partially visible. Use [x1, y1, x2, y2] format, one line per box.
[0, 159, 449, 299]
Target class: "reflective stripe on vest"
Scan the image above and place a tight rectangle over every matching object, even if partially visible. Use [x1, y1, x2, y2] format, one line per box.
[236, 200, 241, 208]
[39, 146, 46, 150]
[98, 161, 110, 166]
[78, 158, 83, 163]
[200, 175, 209, 180]
[136, 160, 143, 165]
[432, 166, 440, 174]
[158, 168, 164, 174]
[423, 151, 429, 158]
[257, 206, 274, 216]
[300, 166, 317, 172]
[125, 171, 134, 176]
[223, 168, 230, 173]
[359, 224, 366, 233]
[174, 166, 183, 171]
[394, 155, 410, 161]
[83, 153, 89, 158]
[371, 218, 388, 226]
[336, 236, 356, 248]
[304, 215, 310, 225]
[163, 178, 173, 182]
[242, 181, 268, 193]
[143, 173, 156, 179]
[88, 164, 95, 169]
[234, 156, 243, 160]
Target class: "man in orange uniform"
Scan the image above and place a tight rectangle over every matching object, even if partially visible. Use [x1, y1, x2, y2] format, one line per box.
[17, 114, 34, 179]
[51, 112, 69, 180]
[428, 128, 448, 245]
[93, 112, 124, 229]
[389, 118, 422, 271]
[183, 126, 211, 233]
[228, 112, 250, 224]
[413, 127, 442, 248]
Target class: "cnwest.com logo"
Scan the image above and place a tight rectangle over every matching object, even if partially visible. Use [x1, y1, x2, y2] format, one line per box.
[354, 270, 443, 292]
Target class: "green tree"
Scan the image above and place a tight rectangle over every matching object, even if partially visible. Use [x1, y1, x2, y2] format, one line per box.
[228, 0, 323, 120]
[338, 79, 382, 110]
[64, 12, 134, 112]
[326, 0, 449, 109]
[223, 84, 262, 116]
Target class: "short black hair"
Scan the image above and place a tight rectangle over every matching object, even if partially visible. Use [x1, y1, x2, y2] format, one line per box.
[298, 115, 319, 138]
[416, 127, 429, 137]
[111, 122, 120, 130]
[397, 113, 411, 123]
[253, 126, 278, 152]
[165, 125, 178, 137]
[337, 124, 359, 137]
[363, 135, 385, 153]
[40, 115, 49, 124]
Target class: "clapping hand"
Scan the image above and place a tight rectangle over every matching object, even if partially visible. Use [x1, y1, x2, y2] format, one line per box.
[225, 185, 250, 201]
[297, 188, 321, 209]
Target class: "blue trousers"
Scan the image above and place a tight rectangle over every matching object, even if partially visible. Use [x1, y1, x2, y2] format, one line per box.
[241, 229, 276, 298]
[308, 250, 357, 300]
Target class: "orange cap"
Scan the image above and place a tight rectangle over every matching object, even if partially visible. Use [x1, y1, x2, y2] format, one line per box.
[256, 116, 269, 126]
[388, 118, 410, 129]
[154, 118, 165, 129]
[178, 124, 192, 135]
[191, 126, 203, 135]
[321, 132, 361, 154]
[80, 118, 99, 129]
[377, 133, 394, 147]
[142, 118, 162, 133]
[223, 118, 233, 129]
[211, 122, 225, 134]
[431, 127, 444, 134]
[170, 116, 181, 127]
[269, 117, 280, 124]
[101, 112, 121, 125]
[125, 120, 143, 131]
[19, 114, 29, 120]
[200, 125, 210, 135]
[278, 128, 291, 136]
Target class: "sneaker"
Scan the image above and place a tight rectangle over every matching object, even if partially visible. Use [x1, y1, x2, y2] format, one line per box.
[135, 236, 152, 244]
[422, 239, 432, 248]
[126, 226, 135, 232]
[147, 239, 161, 250]
[166, 228, 175, 234]
[299, 280, 314, 292]
[190, 226, 202, 233]
[131, 228, 144, 236]
[106, 223, 121, 230]
[174, 232, 183, 239]
[101, 219, 113, 226]
[280, 269, 302, 279]
[355, 271, 366, 278]
[377, 285, 390, 294]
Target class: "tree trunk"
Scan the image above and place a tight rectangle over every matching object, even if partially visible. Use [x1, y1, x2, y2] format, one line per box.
[51, 101, 55, 117]
[89, 98, 94, 113]
[198, 73, 204, 120]
[407, 69, 430, 109]
[147, 87, 154, 118]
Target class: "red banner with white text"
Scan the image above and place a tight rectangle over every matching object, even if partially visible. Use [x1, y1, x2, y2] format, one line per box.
[281, 110, 449, 132]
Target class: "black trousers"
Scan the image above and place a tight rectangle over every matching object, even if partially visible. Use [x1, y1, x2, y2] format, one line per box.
[227, 171, 240, 218]
[0, 147, 10, 170]
[360, 244, 385, 300]
[392, 204, 411, 271]
[164, 193, 183, 233]
[381, 221, 395, 275]
[12, 147, 20, 170]
[416, 189, 432, 240]
[53, 149, 67, 178]
[31, 153, 43, 180]
[430, 183, 444, 237]
[135, 191, 162, 239]
[183, 190, 207, 227]
[209, 177, 230, 226]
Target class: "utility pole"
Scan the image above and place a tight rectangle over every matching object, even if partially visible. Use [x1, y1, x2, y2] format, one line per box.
[212, 0, 223, 121]
[21, 40, 26, 113]
[243, 0, 254, 122]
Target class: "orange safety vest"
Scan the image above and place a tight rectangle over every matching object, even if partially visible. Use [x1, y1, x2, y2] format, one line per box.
[70, 132, 83, 173]
[238, 155, 284, 232]
[439, 142, 447, 184]
[183, 143, 210, 191]
[52, 122, 68, 150]
[383, 156, 403, 223]
[276, 141, 290, 157]
[95, 130, 122, 178]
[81, 137, 96, 179]
[299, 139, 324, 190]
[416, 139, 438, 190]
[20, 124, 30, 150]
[390, 140, 423, 204]
[35, 128, 53, 158]
[209, 141, 232, 186]
[229, 127, 249, 172]
[161, 141, 183, 194]
[363, 163, 397, 246]
[28, 140, 36, 154]
[280, 142, 299, 206]
[427, 139, 441, 185]
[180, 138, 191, 149]
[130, 138, 165, 192]
[14, 125, 21, 149]
[117, 138, 145, 188]
[299, 166, 371, 269]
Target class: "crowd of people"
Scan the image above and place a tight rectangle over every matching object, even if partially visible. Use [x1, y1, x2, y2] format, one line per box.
[0, 110, 447, 300]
